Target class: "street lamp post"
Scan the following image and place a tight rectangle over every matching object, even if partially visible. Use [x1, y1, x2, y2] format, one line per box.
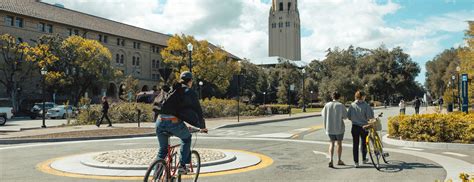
[310, 91, 313, 108]
[199, 81, 203, 101]
[452, 75, 456, 109]
[40, 67, 48, 128]
[302, 68, 306, 112]
[237, 61, 242, 123]
[187, 43, 193, 73]
[263, 92, 266, 107]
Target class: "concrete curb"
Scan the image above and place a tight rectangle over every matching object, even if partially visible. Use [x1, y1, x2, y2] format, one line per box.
[383, 134, 474, 150]
[213, 113, 321, 129]
[0, 133, 156, 144]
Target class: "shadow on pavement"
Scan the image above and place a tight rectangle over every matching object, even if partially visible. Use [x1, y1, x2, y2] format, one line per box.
[378, 160, 442, 173]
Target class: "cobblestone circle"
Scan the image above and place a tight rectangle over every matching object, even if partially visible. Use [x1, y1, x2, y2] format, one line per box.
[93, 148, 226, 166]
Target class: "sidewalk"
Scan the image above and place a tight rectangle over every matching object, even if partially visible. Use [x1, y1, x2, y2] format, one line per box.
[0, 118, 70, 132]
[0, 111, 321, 140]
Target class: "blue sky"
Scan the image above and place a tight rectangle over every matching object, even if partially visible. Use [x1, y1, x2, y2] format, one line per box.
[44, 0, 473, 84]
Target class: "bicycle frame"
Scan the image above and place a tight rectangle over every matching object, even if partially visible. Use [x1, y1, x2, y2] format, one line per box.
[164, 134, 197, 178]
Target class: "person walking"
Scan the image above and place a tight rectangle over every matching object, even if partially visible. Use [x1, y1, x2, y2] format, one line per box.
[322, 91, 347, 168]
[347, 91, 374, 168]
[96, 96, 112, 127]
[155, 71, 208, 174]
[438, 97, 444, 112]
[399, 99, 406, 115]
[414, 96, 421, 114]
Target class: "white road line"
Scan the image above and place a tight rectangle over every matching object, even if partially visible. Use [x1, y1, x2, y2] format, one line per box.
[293, 128, 311, 132]
[400, 147, 424, 151]
[312, 151, 330, 159]
[1, 136, 472, 182]
[442, 152, 468, 157]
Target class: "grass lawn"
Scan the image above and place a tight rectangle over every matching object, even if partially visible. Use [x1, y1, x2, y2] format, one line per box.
[291, 107, 322, 114]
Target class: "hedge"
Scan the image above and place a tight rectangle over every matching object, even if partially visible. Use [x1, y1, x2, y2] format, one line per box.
[388, 113, 474, 143]
[77, 98, 291, 124]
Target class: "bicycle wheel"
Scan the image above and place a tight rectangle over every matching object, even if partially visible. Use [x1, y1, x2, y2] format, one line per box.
[144, 159, 167, 182]
[366, 136, 381, 170]
[178, 150, 201, 182]
[373, 133, 389, 164]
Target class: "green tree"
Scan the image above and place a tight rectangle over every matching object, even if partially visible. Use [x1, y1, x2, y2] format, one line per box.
[458, 21, 474, 104]
[161, 34, 239, 93]
[426, 48, 460, 99]
[120, 75, 139, 101]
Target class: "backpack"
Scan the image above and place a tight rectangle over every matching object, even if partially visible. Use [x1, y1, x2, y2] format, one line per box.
[153, 84, 183, 115]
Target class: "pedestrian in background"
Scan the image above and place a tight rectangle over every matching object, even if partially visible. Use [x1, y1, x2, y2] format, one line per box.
[438, 97, 444, 112]
[322, 91, 347, 168]
[96, 96, 112, 127]
[399, 99, 406, 115]
[347, 91, 374, 168]
[414, 96, 421, 114]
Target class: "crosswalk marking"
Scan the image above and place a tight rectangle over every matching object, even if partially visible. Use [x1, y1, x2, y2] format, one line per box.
[313, 151, 331, 159]
[442, 152, 468, 157]
[400, 147, 424, 151]
[209, 130, 251, 136]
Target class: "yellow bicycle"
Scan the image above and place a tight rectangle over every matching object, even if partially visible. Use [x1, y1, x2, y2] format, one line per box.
[364, 112, 390, 170]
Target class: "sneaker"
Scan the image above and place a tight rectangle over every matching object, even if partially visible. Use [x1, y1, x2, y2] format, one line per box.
[178, 166, 189, 174]
[354, 163, 360, 168]
[328, 162, 334, 168]
[363, 158, 369, 164]
[107, 125, 113, 127]
[337, 160, 345, 166]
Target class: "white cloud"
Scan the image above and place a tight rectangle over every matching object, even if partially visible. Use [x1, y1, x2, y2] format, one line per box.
[43, 0, 473, 83]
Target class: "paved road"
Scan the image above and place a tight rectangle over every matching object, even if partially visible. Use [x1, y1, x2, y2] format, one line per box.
[0, 107, 472, 182]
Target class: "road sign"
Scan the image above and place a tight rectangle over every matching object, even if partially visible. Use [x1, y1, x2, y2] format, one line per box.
[290, 84, 295, 91]
[461, 74, 469, 113]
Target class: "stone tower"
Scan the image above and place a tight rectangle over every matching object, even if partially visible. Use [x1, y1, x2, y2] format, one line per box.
[269, 0, 301, 61]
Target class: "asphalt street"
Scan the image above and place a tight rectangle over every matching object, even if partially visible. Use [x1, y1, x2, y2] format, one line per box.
[0, 106, 472, 182]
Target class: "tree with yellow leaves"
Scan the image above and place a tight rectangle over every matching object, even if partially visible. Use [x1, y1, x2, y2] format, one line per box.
[458, 21, 474, 105]
[161, 34, 239, 94]
[0, 34, 53, 113]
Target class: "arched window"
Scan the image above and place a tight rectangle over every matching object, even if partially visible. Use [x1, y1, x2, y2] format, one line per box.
[120, 55, 124, 64]
[116, 54, 119, 63]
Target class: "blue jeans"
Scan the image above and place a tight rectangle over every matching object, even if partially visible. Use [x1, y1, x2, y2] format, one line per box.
[156, 115, 191, 166]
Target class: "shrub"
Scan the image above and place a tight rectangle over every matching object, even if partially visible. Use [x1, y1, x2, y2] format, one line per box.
[76, 102, 153, 125]
[201, 98, 291, 118]
[388, 113, 474, 143]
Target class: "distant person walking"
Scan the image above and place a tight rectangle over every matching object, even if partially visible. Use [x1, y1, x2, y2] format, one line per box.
[322, 91, 347, 168]
[399, 99, 406, 115]
[414, 96, 421, 114]
[96, 96, 112, 127]
[347, 91, 374, 168]
[438, 97, 444, 112]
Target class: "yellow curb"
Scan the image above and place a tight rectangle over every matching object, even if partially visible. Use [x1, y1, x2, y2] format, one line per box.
[290, 125, 324, 139]
[36, 149, 273, 180]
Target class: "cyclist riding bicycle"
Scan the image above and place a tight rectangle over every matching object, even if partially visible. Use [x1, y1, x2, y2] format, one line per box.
[155, 71, 208, 174]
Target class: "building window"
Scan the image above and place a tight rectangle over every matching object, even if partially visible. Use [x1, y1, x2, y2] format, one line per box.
[67, 28, 72, 36]
[152, 60, 155, 68]
[116, 54, 120, 63]
[5, 16, 14, 26]
[136, 57, 140, 66]
[17, 37, 23, 43]
[288, 2, 291, 10]
[137, 43, 141, 49]
[74, 29, 79, 35]
[121, 39, 125, 46]
[132, 56, 136, 65]
[46, 24, 53, 33]
[279, 22, 283, 28]
[120, 55, 124, 64]
[117, 38, 120, 45]
[279, 2, 283, 11]
[152, 46, 155, 53]
[15, 17, 23, 28]
[272, 23, 276, 28]
[104, 35, 108, 43]
[286, 22, 290, 27]
[98, 34, 102, 42]
[38, 22, 46, 32]
[133, 42, 136, 49]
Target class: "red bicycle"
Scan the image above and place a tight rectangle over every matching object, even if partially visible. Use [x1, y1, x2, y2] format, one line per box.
[144, 127, 204, 182]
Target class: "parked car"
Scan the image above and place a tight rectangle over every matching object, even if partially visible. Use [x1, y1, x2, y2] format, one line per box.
[30, 102, 56, 119]
[46, 105, 77, 119]
[0, 98, 14, 126]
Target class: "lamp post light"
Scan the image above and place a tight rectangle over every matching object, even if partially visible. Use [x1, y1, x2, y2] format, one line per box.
[310, 90, 313, 109]
[456, 66, 461, 111]
[187, 43, 193, 72]
[40, 67, 48, 128]
[199, 81, 203, 101]
[302, 68, 306, 112]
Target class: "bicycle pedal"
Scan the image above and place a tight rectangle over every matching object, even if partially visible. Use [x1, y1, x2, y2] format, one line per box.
[383, 153, 390, 157]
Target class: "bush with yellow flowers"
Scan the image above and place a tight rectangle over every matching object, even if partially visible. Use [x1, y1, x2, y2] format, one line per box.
[388, 113, 474, 143]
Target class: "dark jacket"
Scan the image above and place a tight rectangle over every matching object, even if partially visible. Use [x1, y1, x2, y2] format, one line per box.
[102, 101, 109, 113]
[176, 84, 206, 129]
[414, 99, 421, 108]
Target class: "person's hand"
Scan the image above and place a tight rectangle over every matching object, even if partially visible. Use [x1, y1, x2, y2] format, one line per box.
[200, 128, 208, 133]
[362, 125, 371, 129]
